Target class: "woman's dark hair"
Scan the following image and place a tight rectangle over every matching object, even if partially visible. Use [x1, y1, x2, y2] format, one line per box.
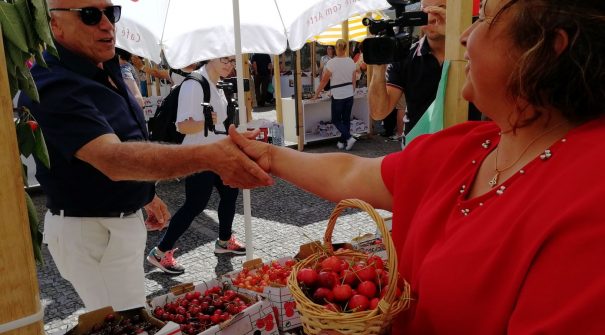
[493, 0, 605, 125]
[115, 47, 132, 62]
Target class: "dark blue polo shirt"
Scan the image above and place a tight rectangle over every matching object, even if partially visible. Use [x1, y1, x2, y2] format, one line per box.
[18, 43, 154, 213]
[386, 36, 442, 133]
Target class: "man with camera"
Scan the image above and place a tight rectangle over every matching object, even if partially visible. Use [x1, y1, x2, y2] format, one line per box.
[368, 0, 447, 144]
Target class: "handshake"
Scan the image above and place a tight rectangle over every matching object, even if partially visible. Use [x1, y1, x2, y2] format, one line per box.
[209, 125, 277, 190]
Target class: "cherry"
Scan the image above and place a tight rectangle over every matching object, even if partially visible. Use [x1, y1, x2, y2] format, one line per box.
[348, 294, 370, 312]
[297, 268, 319, 287]
[332, 284, 353, 302]
[357, 280, 377, 298]
[370, 297, 380, 310]
[313, 287, 335, 303]
[320, 256, 342, 272]
[26, 120, 38, 132]
[317, 271, 338, 289]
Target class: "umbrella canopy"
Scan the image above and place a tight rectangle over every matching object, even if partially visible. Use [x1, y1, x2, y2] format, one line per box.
[314, 12, 383, 45]
[113, 0, 390, 68]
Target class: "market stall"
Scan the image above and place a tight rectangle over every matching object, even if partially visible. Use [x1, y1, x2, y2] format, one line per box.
[282, 90, 370, 146]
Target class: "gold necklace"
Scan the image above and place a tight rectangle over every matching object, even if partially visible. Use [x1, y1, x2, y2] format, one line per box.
[488, 122, 566, 188]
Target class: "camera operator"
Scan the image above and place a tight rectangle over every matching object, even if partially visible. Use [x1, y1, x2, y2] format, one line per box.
[368, 0, 446, 142]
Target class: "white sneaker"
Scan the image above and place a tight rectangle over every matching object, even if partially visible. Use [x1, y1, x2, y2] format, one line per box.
[345, 136, 357, 151]
[336, 142, 345, 150]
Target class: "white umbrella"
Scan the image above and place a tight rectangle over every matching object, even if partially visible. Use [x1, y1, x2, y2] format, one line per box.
[113, 0, 390, 260]
[113, 0, 390, 68]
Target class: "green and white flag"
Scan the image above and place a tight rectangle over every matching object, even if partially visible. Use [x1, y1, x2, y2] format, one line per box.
[405, 60, 451, 144]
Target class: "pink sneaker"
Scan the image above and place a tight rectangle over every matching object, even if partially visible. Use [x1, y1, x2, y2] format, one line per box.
[214, 235, 246, 255]
[146, 247, 185, 274]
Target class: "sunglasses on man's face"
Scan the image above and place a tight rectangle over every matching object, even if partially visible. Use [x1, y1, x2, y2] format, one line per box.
[50, 5, 122, 26]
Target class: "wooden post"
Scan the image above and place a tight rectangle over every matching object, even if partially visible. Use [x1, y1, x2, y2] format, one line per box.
[342, 20, 350, 53]
[153, 63, 161, 97]
[310, 43, 316, 91]
[144, 59, 152, 97]
[242, 53, 253, 122]
[272, 55, 283, 124]
[295, 50, 304, 151]
[0, 31, 44, 335]
[444, 0, 472, 127]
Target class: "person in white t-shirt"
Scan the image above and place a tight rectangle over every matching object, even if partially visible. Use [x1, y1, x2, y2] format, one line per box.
[314, 39, 357, 150]
[147, 57, 246, 275]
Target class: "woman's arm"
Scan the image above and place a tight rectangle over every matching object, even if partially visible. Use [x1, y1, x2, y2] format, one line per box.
[314, 69, 332, 99]
[229, 127, 393, 210]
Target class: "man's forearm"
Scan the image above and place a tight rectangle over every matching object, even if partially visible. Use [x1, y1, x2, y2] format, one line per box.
[98, 141, 219, 181]
[368, 65, 393, 120]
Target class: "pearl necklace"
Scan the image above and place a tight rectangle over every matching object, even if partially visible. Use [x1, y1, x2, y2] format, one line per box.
[488, 122, 566, 188]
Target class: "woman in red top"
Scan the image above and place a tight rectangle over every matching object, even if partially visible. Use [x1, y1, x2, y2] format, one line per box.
[230, 0, 605, 333]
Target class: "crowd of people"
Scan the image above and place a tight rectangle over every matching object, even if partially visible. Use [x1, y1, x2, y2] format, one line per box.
[17, 0, 605, 333]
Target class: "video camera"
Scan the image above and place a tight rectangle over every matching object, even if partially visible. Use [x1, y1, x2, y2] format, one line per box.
[362, 0, 427, 65]
[221, 77, 250, 94]
[202, 77, 250, 136]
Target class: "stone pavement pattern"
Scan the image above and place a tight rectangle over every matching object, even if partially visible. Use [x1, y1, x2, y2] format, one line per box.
[34, 124, 401, 334]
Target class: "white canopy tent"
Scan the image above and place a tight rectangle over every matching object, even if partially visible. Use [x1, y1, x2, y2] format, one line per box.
[114, 0, 390, 69]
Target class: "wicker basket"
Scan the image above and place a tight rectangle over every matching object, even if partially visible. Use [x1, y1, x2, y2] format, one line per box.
[288, 199, 410, 335]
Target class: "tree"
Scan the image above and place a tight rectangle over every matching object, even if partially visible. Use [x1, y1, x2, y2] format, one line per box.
[0, 0, 55, 333]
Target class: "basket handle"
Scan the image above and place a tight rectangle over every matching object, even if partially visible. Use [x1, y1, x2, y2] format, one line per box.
[323, 199, 400, 307]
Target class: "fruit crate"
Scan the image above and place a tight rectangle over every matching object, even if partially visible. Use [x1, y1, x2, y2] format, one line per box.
[65, 306, 180, 335]
[222, 257, 301, 332]
[147, 278, 279, 335]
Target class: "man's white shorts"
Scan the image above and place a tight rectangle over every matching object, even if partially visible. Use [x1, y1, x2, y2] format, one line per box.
[43, 210, 147, 311]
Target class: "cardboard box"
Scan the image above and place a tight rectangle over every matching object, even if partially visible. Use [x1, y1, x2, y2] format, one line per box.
[65, 306, 180, 335]
[351, 233, 387, 260]
[148, 279, 279, 335]
[222, 258, 301, 331]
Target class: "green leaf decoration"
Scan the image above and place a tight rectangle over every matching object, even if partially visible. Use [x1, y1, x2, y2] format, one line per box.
[33, 126, 49, 168]
[15, 0, 37, 49]
[4, 38, 24, 98]
[3, 38, 19, 78]
[30, 0, 56, 56]
[17, 63, 39, 102]
[33, 47, 46, 67]
[0, 2, 29, 52]
[21, 162, 28, 187]
[25, 192, 43, 265]
[16, 121, 35, 157]
[3, 0, 53, 268]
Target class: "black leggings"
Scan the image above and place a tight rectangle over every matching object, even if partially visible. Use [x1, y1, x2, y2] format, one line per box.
[158, 171, 239, 251]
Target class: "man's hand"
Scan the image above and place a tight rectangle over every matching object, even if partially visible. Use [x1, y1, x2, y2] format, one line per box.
[144, 195, 170, 231]
[424, 6, 446, 35]
[228, 125, 273, 174]
[209, 125, 274, 188]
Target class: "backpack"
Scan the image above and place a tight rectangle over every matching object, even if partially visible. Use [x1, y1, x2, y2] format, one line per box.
[147, 72, 210, 143]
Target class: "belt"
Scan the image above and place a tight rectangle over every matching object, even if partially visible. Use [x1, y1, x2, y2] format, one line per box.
[49, 209, 138, 218]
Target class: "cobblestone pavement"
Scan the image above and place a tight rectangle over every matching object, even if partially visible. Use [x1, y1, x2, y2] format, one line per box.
[34, 115, 401, 334]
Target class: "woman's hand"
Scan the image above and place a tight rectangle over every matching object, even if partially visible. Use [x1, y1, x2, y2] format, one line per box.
[228, 126, 273, 174]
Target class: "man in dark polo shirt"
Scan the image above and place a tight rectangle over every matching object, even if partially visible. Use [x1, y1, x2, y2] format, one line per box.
[369, 0, 447, 144]
[19, 0, 272, 312]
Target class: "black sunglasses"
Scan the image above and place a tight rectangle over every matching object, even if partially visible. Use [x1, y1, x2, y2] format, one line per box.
[50, 5, 122, 26]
